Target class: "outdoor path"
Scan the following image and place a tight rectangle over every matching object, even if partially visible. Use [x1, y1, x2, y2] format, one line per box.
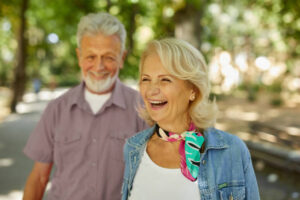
[0, 105, 44, 199]
[0, 89, 67, 200]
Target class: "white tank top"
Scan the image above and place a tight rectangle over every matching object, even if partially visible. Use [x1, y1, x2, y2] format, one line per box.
[128, 148, 200, 200]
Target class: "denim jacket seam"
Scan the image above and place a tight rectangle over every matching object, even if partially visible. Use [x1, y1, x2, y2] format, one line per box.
[127, 144, 146, 189]
[243, 155, 251, 173]
[127, 141, 142, 149]
[205, 145, 229, 150]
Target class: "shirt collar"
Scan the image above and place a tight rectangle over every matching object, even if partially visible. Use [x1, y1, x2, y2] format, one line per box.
[109, 78, 127, 109]
[69, 81, 87, 110]
[69, 79, 127, 110]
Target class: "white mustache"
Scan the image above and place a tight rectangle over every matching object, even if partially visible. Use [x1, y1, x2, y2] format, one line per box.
[88, 71, 110, 78]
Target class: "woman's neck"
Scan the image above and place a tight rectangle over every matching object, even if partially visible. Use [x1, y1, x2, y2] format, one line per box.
[157, 118, 191, 134]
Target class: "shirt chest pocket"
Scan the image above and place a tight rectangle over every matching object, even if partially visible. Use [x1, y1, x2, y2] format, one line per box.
[107, 134, 130, 163]
[54, 129, 82, 165]
[218, 183, 246, 200]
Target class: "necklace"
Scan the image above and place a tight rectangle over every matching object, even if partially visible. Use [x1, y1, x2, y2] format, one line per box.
[155, 123, 205, 182]
[155, 124, 192, 142]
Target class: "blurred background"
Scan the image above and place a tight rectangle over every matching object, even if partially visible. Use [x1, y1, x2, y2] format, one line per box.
[0, 0, 299, 199]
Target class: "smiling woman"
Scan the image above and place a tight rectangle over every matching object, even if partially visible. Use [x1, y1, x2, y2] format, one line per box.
[139, 52, 194, 131]
[138, 39, 217, 129]
[122, 38, 260, 200]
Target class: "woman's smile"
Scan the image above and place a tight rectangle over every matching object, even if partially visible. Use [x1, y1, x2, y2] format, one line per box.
[140, 52, 194, 129]
[148, 99, 168, 110]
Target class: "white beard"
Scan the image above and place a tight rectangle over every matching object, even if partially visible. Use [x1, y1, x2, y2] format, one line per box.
[82, 70, 118, 93]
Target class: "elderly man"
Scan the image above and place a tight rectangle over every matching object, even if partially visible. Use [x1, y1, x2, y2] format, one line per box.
[23, 12, 147, 200]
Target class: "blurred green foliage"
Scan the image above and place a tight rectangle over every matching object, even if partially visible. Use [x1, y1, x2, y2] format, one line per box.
[0, 0, 299, 95]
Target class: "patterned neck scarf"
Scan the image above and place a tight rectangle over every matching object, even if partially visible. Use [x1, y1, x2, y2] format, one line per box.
[155, 123, 204, 182]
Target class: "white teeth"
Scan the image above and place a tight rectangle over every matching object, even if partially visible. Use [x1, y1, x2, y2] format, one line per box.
[149, 100, 167, 105]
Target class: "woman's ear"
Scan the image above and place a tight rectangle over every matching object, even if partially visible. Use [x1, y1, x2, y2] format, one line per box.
[189, 90, 196, 101]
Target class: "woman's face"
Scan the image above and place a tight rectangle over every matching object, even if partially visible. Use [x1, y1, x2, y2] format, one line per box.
[140, 52, 195, 128]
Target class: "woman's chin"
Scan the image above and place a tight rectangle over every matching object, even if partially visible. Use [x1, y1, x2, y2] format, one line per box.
[148, 114, 162, 124]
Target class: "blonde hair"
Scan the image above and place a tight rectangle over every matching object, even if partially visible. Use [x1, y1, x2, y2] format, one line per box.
[139, 38, 218, 129]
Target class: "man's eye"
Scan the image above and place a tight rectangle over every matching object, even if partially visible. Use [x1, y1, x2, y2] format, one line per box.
[104, 56, 115, 62]
[86, 56, 95, 60]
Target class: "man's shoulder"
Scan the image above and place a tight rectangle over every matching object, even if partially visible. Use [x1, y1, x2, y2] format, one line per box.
[117, 81, 142, 107]
[119, 82, 139, 97]
[46, 84, 81, 109]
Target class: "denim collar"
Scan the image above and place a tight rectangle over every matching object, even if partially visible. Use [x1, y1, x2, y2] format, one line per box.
[126, 126, 156, 148]
[127, 126, 229, 151]
[203, 127, 229, 150]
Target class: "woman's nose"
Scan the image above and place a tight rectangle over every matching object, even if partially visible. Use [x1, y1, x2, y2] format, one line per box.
[147, 83, 160, 96]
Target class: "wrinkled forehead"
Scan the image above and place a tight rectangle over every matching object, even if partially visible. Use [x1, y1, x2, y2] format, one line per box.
[79, 31, 123, 50]
[79, 33, 123, 55]
[139, 50, 163, 77]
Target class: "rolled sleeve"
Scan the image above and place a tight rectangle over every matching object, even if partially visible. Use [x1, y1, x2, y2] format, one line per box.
[23, 102, 55, 163]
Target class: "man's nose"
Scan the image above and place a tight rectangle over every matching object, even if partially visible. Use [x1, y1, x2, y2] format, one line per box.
[95, 58, 105, 71]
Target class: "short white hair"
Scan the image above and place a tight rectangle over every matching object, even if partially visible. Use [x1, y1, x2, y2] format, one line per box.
[77, 12, 126, 52]
[139, 38, 218, 129]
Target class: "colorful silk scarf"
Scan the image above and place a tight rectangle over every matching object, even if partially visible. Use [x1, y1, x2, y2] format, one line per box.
[155, 123, 204, 181]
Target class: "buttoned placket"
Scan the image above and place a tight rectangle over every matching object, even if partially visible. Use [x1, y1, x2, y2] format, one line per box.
[89, 103, 111, 198]
[198, 151, 211, 200]
[89, 115, 100, 194]
[91, 133, 97, 168]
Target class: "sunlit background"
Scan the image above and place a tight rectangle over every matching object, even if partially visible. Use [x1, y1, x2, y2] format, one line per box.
[0, 0, 299, 199]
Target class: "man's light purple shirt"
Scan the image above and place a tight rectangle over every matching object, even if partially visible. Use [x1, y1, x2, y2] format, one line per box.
[24, 80, 148, 200]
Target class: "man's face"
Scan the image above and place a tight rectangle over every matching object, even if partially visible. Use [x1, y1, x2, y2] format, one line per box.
[76, 32, 125, 94]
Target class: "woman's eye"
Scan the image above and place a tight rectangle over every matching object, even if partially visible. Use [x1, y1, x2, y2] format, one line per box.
[162, 78, 171, 82]
[141, 78, 150, 82]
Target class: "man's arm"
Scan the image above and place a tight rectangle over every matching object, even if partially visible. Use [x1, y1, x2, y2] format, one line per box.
[23, 162, 53, 200]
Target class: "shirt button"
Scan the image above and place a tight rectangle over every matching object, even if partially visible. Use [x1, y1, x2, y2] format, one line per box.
[92, 138, 97, 143]
[202, 160, 206, 165]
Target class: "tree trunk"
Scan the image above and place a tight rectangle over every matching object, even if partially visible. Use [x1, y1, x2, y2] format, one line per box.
[174, 2, 206, 50]
[10, 0, 29, 113]
[106, 0, 112, 12]
[127, 3, 138, 55]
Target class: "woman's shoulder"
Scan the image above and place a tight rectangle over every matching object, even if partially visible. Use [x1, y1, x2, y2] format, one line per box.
[204, 127, 252, 169]
[204, 127, 249, 152]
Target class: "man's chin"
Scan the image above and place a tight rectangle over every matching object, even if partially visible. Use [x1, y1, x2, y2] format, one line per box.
[84, 78, 116, 94]
[82, 70, 119, 94]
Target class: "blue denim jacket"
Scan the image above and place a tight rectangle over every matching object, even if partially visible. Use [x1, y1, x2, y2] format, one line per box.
[122, 126, 260, 200]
